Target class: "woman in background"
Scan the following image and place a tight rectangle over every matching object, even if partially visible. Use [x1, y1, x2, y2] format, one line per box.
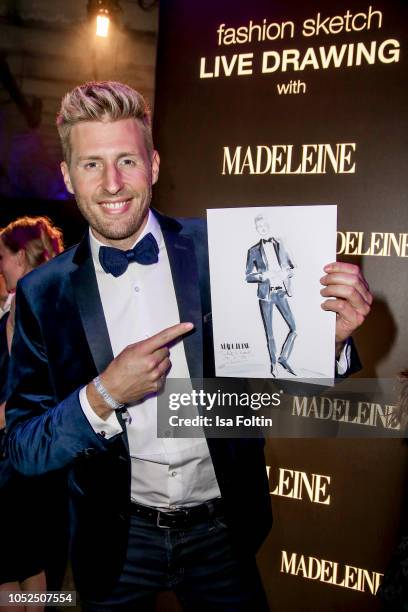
[0, 216, 63, 612]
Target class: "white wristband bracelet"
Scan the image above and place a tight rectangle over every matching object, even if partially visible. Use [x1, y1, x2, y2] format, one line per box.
[92, 376, 125, 410]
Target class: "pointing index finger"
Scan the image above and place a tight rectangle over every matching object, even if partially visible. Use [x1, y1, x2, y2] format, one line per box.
[143, 322, 194, 353]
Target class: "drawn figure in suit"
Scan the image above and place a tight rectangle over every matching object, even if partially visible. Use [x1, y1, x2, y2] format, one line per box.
[246, 214, 297, 377]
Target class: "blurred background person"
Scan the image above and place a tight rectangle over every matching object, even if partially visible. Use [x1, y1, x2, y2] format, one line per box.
[0, 216, 63, 612]
[0, 274, 12, 317]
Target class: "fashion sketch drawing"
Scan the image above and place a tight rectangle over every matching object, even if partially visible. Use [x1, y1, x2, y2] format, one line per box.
[245, 214, 297, 377]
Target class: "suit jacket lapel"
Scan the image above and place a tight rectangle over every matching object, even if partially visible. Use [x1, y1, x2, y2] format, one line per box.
[157, 214, 203, 379]
[273, 238, 282, 267]
[70, 235, 114, 374]
[70, 235, 130, 439]
[259, 241, 267, 270]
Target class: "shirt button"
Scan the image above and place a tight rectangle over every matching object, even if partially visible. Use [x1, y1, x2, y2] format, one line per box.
[134, 286, 140, 292]
[171, 471, 177, 477]
[100, 431, 106, 438]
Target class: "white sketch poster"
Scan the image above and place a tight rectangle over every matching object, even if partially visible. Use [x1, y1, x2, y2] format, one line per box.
[207, 205, 337, 380]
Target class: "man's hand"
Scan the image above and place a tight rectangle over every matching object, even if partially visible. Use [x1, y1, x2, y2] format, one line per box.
[320, 262, 372, 356]
[86, 322, 194, 419]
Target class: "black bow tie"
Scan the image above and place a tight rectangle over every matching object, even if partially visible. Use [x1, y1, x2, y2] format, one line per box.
[99, 232, 159, 277]
[263, 237, 275, 243]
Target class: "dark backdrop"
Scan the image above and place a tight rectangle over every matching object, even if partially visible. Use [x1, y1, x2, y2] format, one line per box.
[152, 1, 408, 610]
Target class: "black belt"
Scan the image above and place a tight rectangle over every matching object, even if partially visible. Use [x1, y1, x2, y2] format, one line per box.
[130, 498, 224, 529]
[270, 286, 283, 291]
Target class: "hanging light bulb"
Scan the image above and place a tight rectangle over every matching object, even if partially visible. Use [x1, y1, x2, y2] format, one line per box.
[96, 9, 110, 37]
[88, 1, 122, 39]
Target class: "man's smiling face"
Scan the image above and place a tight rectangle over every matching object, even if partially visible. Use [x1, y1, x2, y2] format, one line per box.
[61, 117, 160, 250]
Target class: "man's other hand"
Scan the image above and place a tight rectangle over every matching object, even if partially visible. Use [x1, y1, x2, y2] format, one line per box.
[86, 322, 194, 419]
[320, 262, 372, 356]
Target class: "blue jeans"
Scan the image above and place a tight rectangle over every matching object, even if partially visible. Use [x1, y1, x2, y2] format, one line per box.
[81, 511, 269, 611]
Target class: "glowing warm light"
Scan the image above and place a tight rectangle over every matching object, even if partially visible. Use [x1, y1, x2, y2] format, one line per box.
[96, 14, 110, 37]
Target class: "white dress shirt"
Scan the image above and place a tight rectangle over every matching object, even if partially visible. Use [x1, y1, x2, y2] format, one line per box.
[80, 211, 221, 509]
[263, 240, 286, 286]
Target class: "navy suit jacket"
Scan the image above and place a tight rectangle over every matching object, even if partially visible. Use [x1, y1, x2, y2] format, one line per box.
[5, 210, 272, 598]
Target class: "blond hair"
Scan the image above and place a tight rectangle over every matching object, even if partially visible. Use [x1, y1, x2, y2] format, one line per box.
[56, 81, 153, 164]
[0, 216, 64, 269]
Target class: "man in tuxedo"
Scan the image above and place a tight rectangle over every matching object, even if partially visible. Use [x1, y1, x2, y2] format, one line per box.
[246, 214, 297, 377]
[5, 81, 372, 611]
